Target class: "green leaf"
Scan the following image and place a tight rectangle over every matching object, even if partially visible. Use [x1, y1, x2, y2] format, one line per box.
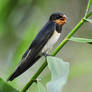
[37, 82, 47, 92]
[47, 56, 69, 92]
[0, 77, 19, 92]
[85, 18, 92, 23]
[70, 37, 92, 43]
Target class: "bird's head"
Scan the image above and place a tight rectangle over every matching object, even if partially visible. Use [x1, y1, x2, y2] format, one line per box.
[49, 12, 67, 26]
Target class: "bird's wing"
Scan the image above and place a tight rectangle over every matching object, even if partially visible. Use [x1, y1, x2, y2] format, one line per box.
[22, 21, 55, 60]
[7, 21, 56, 81]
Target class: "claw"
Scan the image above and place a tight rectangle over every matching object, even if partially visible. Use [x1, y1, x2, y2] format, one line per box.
[33, 78, 41, 83]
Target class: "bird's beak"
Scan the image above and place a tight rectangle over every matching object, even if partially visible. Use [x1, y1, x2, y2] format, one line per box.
[56, 14, 68, 25]
[62, 15, 68, 23]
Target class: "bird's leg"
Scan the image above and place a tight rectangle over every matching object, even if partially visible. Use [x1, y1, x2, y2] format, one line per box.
[42, 52, 52, 61]
[33, 78, 41, 84]
[44, 53, 52, 57]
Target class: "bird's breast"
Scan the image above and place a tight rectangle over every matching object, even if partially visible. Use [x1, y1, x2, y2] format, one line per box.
[42, 30, 60, 53]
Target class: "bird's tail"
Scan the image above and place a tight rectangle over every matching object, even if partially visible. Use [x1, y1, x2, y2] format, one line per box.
[7, 56, 41, 81]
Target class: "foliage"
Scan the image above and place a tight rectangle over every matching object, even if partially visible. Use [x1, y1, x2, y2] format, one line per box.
[70, 37, 92, 43]
[0, 78, 18, 92]
[37, 56, 69, 92]
[46, 56, 69, 92]
[84, 18, 92, 23]
[37, 82, 47, 92]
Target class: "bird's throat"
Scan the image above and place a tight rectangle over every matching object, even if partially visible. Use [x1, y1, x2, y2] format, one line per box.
[56, 24, 62, 33]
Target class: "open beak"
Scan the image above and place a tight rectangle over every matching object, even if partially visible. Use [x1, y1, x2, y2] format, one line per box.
[55, 14, 68, 25]
[60, 15, 68, 23]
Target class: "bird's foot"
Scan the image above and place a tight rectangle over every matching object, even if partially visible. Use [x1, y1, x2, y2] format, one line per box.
[42, 53, 52, 61]
[33, 78, 41, 83]
[42, 53, 52, 57]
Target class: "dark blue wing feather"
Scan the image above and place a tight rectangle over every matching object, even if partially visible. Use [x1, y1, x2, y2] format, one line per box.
[7, 21, 56, 81]
[22, 21, 55, 59]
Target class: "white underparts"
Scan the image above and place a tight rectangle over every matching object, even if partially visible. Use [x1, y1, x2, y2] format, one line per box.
[42, 30, 60, 53]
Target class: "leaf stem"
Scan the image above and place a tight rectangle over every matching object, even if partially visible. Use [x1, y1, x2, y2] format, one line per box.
[20, 12, 92, 92]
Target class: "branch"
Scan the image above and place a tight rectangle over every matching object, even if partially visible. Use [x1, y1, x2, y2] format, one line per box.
[20, 11, 92, 92]
[84, 0, 92, 17]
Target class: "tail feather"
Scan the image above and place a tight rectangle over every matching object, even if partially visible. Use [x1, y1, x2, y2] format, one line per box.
[7, 56, 41, 81]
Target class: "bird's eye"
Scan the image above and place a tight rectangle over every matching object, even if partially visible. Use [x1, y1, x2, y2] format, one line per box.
[56, 16, 61, 19]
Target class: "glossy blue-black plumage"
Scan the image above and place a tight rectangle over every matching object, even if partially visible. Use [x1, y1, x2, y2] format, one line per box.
[7, 12, 65, 81]
[7, 21, 56, 81]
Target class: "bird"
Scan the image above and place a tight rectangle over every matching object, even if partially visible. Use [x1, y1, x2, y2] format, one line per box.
[7, 12, 67, 81]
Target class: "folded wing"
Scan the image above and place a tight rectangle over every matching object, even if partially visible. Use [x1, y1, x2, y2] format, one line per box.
[7, 21, 55, 81]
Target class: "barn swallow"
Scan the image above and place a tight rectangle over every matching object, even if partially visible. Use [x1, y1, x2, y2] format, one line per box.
[7, 12, 67, 81]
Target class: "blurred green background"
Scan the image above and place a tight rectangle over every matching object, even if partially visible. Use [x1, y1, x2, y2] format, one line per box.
[0, 0, 92, 92]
